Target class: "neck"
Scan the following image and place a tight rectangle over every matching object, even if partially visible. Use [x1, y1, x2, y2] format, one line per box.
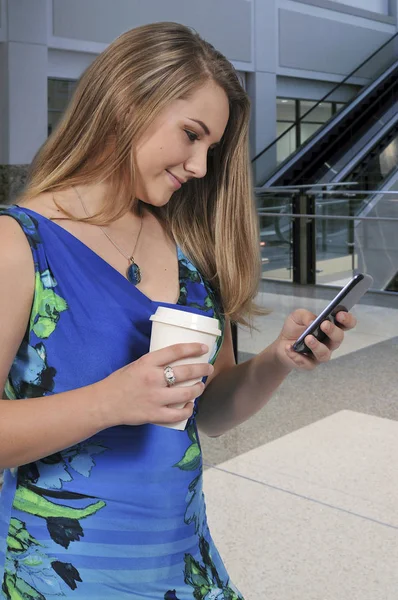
[74, 182, 114, 217]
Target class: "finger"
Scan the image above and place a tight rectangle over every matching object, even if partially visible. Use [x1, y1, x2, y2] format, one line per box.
[285, 345, 317, 370]
[161, 381, 205, 406]
[156, 401, 195, 425]
[320, 319, 344, 351]
[304, 336, 331, 363]
[290, 309, 317, 328]
[160, 363, 214, 387]
[334, 311, 357, 331]
[148, 343, 209, 366]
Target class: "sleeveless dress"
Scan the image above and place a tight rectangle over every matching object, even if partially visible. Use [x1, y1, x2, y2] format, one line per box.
[0, 206, 244, 600]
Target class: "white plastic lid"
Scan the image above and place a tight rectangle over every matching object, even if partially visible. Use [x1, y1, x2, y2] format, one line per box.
[150, 306, 221, 337]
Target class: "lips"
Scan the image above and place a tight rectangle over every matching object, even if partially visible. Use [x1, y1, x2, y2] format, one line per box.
[166, 170, 184, 189]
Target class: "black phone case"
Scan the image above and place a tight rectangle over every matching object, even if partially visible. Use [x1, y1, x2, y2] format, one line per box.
[292, 273, 373, 355]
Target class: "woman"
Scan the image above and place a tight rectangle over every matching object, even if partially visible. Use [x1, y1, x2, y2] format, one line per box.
[0, 22, 355, 599]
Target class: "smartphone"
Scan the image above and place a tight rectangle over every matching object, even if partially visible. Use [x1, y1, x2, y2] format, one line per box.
[292, 273, 373, 355]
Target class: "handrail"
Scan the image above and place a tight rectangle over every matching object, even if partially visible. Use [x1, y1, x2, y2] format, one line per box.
[252, 32, 398, 164]
[256, 182, 359, 190]
[257, 212, 398, 222]
[256, 188, 398, 195]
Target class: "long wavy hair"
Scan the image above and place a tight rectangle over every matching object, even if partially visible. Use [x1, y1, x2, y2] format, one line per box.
[22, 22, 262, 325]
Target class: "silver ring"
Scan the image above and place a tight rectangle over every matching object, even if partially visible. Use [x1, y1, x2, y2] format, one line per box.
[163, 365, 176, 387]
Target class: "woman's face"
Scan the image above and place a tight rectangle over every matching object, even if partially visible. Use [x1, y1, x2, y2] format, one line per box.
[134, 81, 230, 206]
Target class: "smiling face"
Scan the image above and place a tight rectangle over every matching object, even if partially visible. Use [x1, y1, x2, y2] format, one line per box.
[133, 81, 230, 206]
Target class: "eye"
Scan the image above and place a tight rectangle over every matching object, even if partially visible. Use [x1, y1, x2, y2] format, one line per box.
[184, 130, 199, 142]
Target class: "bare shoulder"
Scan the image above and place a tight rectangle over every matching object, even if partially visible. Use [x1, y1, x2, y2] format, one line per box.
[18, 191, 61, 219]
[0, 212, 33, 266]
[0, 206, 36, 294]
[0, 211, 35, 304]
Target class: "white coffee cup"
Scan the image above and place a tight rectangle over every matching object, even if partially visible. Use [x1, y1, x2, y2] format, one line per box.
[149, 306, 221, 430]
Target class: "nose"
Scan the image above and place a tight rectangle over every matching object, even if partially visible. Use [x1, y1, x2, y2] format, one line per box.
[184, 149, 208, 180]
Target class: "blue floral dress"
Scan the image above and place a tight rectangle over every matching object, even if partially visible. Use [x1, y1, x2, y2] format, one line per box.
[0, 206, 244, 600]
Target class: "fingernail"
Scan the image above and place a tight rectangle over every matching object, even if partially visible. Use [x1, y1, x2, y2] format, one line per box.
[208, 364, 214, 374]
[201, 344, 209, 352]
[307, 337, 316, 347]
[339, 313, 346, 322]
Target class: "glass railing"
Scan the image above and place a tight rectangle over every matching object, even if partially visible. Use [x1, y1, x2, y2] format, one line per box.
[252, 33, 398, 187]
[257, 185, 398, 291]
[258, 192, 294, 282]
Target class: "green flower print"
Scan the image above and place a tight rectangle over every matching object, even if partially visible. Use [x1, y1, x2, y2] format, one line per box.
[174, 428, 201, 471]
[174, 428, 206, 536]
[30, 270, 68, 338]
[4, 517, 82, 598]
[3, 477, 106, 598]
[6, 265, 68, 399]
[164, 536, 244, 600]
[184, 536, 243, 600]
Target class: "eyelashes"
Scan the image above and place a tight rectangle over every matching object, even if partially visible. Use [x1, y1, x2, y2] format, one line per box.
[184, 129, 217, 156]
[184, 130, 199, 142]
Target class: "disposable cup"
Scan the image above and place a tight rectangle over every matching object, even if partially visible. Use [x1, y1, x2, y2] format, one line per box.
[149, 306, 221, 430]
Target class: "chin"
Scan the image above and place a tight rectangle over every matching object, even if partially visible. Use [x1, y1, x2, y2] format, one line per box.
[139, 191, 174, 208]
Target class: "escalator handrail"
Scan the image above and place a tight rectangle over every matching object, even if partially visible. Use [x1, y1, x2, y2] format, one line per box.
[252, 32, 398, 164]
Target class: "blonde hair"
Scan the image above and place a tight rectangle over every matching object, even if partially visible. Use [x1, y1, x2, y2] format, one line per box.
[22, 22, 262, 326]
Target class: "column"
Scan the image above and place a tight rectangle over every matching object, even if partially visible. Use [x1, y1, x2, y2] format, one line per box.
[0, 0, 48, 204]
[248, 0, 278, 186]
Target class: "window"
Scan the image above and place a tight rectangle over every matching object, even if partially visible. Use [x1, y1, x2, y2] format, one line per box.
[276, 99, 297, 164]
[48, 78, 77, 136]
[277, 98, 345, 164]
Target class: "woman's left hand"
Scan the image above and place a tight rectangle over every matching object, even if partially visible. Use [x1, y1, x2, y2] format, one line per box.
[273, 309, 357, 371]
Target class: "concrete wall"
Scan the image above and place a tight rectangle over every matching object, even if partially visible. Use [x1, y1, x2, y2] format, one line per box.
[277, 0, 395, 82]
[291, 0, 393, 20]
[279, 8, 391, 76]
[0, 0, 4, 41]
[52, 0, 252, 64]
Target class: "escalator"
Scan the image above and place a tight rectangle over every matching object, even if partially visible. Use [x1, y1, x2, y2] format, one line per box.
[258, 59, 398, 188]
[254, 33, 398, 291]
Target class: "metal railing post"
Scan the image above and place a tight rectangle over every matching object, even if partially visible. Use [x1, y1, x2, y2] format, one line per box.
[231, 322, 238, 363]
[292, 192, 316, 284]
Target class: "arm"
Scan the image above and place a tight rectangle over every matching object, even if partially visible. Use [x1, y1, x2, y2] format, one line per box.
[0, 217, 109, 468]
[196, 320, 291, 437]
[197, 311, 356, 437]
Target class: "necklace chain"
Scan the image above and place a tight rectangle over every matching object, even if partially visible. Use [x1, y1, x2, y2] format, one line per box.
[73, 186, 143, 265]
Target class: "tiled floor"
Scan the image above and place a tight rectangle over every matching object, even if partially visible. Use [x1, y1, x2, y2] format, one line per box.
[201, 286, 398, 600]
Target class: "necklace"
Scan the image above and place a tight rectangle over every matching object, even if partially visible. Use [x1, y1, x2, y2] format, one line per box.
[73, 186, 143, 285]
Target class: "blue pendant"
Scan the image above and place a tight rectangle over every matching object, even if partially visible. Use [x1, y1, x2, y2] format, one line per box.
[127, 262, 141, 285]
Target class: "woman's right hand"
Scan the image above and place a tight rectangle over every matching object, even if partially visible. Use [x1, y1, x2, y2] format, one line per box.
[96, 343, 213, 427]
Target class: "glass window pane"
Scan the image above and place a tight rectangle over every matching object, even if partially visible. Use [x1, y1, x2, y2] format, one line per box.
[277, 122, 296, 164]
[48, 111, 63, 136]
[277, 98, 296, 122]
[300, 122, 323, 144]
[48, 78, 77, 136]
[300, 100, 332, 123]
[48, 79, 72, 111]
